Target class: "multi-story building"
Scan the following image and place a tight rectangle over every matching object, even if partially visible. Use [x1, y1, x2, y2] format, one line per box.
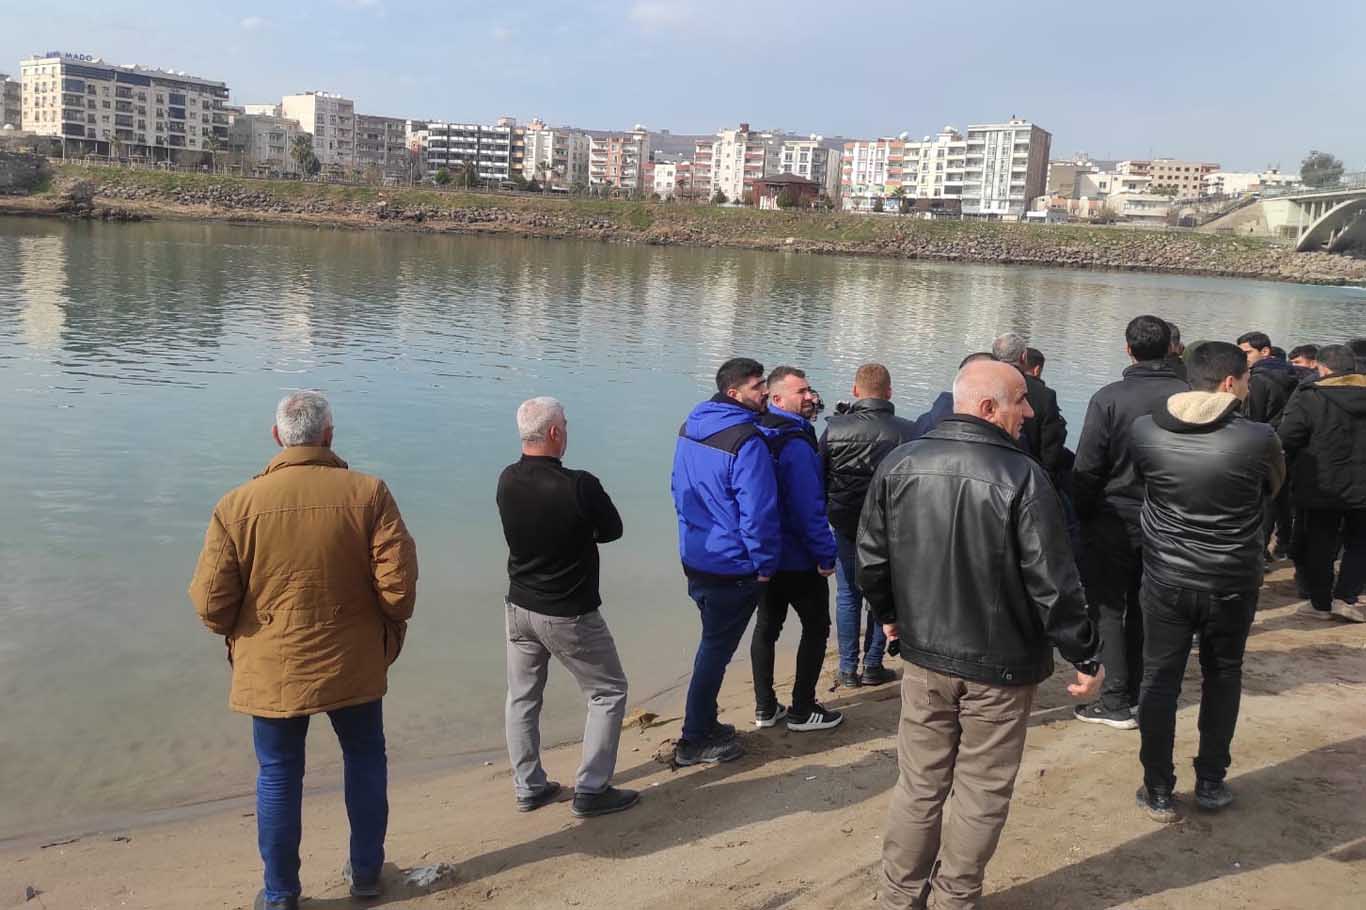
[1117, 158, 1219, 200]
[960, 118, 1051, 220]
[695, 124, 781, 202]
[840, 127, 965, 211]
[1200, 168, 1299, 197]
[355, 113, 408, 178]
[227, 109, 303, 175]
[1076, 171, 1152, 197]
[19, 52, 229, 161]
[907, 126, 968, 201]
[777, 136, 839, 195]
[523, 119, 591, 189]
[425, 118, 526, 183]
[651, 160, 695, 198]
[589, 126, 651, 192]
[1, 73, 20, 129]
[280, 92, 355, 170]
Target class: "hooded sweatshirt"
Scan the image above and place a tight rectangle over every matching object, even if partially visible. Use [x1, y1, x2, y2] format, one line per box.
[759, 405, 837, 572]
[1277, 372, 1366, 510]
[1246, 357, 1300, 427]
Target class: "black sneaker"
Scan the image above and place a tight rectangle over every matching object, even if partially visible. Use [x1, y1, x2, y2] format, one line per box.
[754, 704, 789, 728]
[254, 891, 299, 910]
[836, 670, 862, 688]
[712, 720, 738, 740]
[1074, 702, 1138, 730]
[343, 861, 382, 899]
[786, 704, 844, 732]
[515, 780, 562, 812]
[1195, 779, 1233, 811]
[674, 736, 744, 766]
[861, 664, 897, 686]
[1136, 785, 1179, 823]
[571, 786, 641, 818]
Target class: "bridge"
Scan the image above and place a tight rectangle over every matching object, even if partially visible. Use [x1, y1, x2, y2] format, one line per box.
[1261, 174, 1366, 253]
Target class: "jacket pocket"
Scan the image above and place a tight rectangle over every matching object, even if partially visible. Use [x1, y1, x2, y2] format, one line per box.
[382, 618, 407, 665]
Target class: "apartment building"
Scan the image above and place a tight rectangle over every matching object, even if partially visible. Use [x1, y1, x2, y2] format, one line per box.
[523, 119, 590, 189]
[589, 126, 650, 191]
[1201, 168, 1299, 197]
[777, 137, 839, 194]
[425, 118, 526, 183]
[0, 74, 20, 129]
[280, 92, 355, 170]
[907, 126, 967, 201]
[960, 118, 1051, 220]
[840, 127, 965, 210]
[1117, 158, 1219, 199]
[227, 109, 302, 175]
[19, 52, 229, 161]
[694, 124, 780, 202]
[355, 113, 408, 177]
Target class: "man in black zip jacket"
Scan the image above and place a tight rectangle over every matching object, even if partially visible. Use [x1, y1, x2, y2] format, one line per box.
[1238, 331, 1300, 561]
[1072, 316, 1189, 731]
[992, 332, 1067, 479]
[1130, 342, 1285, 821]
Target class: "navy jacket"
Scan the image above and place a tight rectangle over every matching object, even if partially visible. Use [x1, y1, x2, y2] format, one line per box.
[760, 406, 838, 572]
[913, 391, 955, 438]
[671, 395, 781, 580]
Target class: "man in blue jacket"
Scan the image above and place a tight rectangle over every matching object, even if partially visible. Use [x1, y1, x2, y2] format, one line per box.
[671, 358, 781, 765]
[752, 367, 844, 732]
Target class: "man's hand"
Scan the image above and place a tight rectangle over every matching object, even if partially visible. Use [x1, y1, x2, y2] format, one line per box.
[1066, 665, 1105, 699]
[757, 575, 771, 583]
[883, 623, 899, 641]
[818, 565, 836, 577]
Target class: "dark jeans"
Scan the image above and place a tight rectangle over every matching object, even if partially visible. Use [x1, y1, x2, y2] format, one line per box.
[1301, 508, 1366, 610]
[1137, 577, 1257, 793]
[751, 570, 831, 715]
[1081, 514, 1143, 711]
[253, 699, 387, 903]
[683, 576, 761, 743]
[834, 531, 886, 674]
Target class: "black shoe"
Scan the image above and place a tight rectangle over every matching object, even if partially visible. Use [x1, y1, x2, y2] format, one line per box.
[571, 786, 641, 818]
[254, 891, 299, 910]
[712, 720, 738, 740]
[1135, 785, 1180, 823]
[343, 861, 382, 899]
[837, 670, 862, 688]
[1074, 702, 1138, 730]
[515, 780, 562, 812]
[754, 704, 788, 728]
[674, 736, 744, 766]
[786, 704, 844, 732]
[861, 664, 897, 686]
[1195, 779, 1233, 811]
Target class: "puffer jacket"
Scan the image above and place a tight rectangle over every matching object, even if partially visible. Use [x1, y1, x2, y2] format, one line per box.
[856, 416, 1099, 687]
[189, 446, 418, 718]
[1131, 392, 1285, 593]
[819, 398, 920, 539]
[760, 406, 837, 571]
[1277, 372, 1366, 510]
[1246, 357, 1300, 427]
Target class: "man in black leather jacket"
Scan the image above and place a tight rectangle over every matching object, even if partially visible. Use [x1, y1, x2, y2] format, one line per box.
[820, 362, 920, 688]
[1130, 342, 1285, 822]
[858, 360, 1102, 910]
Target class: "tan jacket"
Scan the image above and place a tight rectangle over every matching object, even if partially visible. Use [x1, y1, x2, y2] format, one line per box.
[189, 446, 418, 718]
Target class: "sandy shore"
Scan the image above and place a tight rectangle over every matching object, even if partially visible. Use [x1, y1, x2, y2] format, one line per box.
[4, 564, 1363, 910]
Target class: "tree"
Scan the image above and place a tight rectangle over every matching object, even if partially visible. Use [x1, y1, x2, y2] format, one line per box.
[711, 188, 728, 205]
[290, 134, 320, 176]
[433, 168, 452, 186]
[872, 197, 885, 213]
[776, 187, 799, 209]
[1301, 150, 1345, 188]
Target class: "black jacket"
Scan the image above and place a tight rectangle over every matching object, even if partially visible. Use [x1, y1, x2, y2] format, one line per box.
[819, 399, 920, 539]
[1021, 372, 1067, 476]
[1161, 353, 1188, 381]
[1277, 372, 1366, 510]
[496, 455, 624, 616]
[1246, 357, 1300, 427]
[1072, 361, 1190, 533]
[1131, 392, 1285, 593]
[856, 416, 1099, 686]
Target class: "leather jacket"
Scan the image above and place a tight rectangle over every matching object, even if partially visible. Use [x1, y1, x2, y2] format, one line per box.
[856, 416, 1099, 687]
[819, 399, 920, 540]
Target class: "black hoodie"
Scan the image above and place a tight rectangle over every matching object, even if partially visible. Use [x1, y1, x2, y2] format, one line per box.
[1246, 357, 1300, 427]
[1277, 372, 1366, 510]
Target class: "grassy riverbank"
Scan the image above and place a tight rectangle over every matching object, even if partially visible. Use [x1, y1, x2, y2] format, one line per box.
[4, 163, 1366, 285]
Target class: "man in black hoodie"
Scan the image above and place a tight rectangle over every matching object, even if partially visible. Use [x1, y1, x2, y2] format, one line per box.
[1072, 316, 1189, 730]
[1238, 331, 1300, 560]
[1130, 342, 1285, 821]
[1277, 344, 1366, 622]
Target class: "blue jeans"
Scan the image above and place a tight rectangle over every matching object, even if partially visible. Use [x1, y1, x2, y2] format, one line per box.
[253, 699, 387, 902]
[683, 577, 760, 743]
[834, 532, 885, 675]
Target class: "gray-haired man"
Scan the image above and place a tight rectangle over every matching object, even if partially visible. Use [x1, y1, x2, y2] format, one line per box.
[495, 397, 639, 818]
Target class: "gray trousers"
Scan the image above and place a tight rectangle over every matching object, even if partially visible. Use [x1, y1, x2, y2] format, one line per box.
[505, 602, 629, 798]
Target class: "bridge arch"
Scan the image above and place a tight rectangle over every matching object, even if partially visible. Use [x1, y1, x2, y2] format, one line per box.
[1295, 197, 1366, 252]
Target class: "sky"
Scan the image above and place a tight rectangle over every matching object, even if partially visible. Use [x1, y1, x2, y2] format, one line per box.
[4, 0, 1364, 172]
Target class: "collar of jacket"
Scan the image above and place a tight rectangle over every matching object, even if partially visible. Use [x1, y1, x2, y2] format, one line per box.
[849, 398, 895, 416]
[1152, 391, 1241, 434]
[258, 446, 349, 478]
[1122, 359, 1182, 381]
[1317, 371, 1366, 390]
[926, 414, 1024, 451]
[709, 391, 763, 414]
[519, 454, 563, 465]
[764, 403, 811, 429]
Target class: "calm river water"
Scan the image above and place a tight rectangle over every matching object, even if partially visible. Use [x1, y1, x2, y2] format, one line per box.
[1, 215, 1362, 839]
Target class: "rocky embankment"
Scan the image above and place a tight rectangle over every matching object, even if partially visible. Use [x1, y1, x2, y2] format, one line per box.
[6, 168, 1365, 286]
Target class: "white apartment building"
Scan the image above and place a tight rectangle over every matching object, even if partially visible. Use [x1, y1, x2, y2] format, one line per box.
[280, 92, 355, 170]
[227, 110, 303, 175]
[19, 52, 229, 161]
[1, 74, 20, 129]
[695, 123, 781, 202]
[523, 119, 590, 189]
[1201, 168, 1300, 198]
[426, 119, 526, 183]
[907, 126, 968, 200]
[1077, 171, 1152, 197]
[778, 137, 839, 196]
[589, 126, 650, 191]
[355, 113, 408, 177]
[961, 118, 1051, 220]
[840, 127, 965, 211]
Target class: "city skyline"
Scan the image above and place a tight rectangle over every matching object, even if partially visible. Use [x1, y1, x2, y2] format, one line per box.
[3, 0, 1363, 173]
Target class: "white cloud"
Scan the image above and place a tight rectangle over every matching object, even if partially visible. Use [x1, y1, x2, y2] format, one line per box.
[491, 25, 514, 41]
[628, 1, 692, 30]
[239, 16, 268, 30]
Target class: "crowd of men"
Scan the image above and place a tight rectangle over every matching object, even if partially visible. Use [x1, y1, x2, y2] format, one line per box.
[189, 325, 1366, 910]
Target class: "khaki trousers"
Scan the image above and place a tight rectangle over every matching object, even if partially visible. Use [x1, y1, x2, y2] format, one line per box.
[881, 664, 1036, 910]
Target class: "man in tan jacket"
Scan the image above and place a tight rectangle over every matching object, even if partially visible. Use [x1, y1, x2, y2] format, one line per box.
[190, 391, 417, 910]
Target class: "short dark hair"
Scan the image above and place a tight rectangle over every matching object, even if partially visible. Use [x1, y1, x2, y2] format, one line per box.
[1025, 347, 1046, 371]
[1317, 344, 1356, 376]
[1349, 338, 1366, 362]
[958, 351, 995, 369]
[1288, 344, 1320, 361]
[1188, 341, 1249, 392]
[1126, 315, 1172, 362]
[716, 358, 764, 393]
[766, 365, 806, 388]
[1165, 321, 1182, 347]
[1270, 346, 1286, 360]
[1236, 331, 1272, 351]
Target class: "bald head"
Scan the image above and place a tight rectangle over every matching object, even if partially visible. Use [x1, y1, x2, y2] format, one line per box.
[952, 360, 1033, 440]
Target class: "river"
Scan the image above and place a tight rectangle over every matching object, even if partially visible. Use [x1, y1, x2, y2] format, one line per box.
[1, 215, 1362, 840]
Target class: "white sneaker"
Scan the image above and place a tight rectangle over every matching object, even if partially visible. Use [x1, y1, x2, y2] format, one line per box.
[1330, 599, 1366, 623]
[1298, 602, 1337, 620]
